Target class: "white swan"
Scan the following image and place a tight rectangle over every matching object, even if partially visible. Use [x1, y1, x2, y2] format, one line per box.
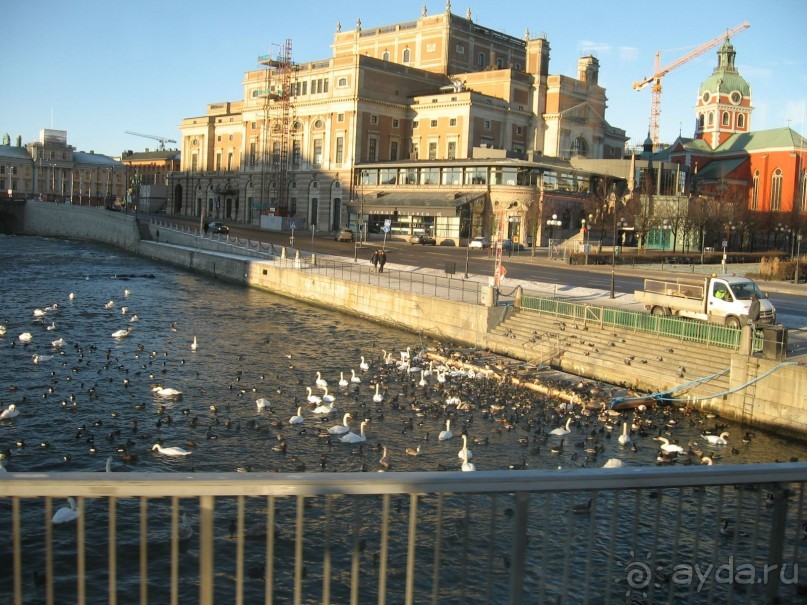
[418, 371, 427, 388]
[130, 315, 139, 322]
[33, 354, 54, 363]
[405, 444, 422, 456]
[121, 306, 128, 315]
[51, 338, 65, 348]
[306, 387, 322, 405]
[602, 458, 625, 468]
[152, 386, 182, 398]
[703, 432, 729, 446]
[549, 418, 572, 436]
[457, 434, 473, 459]
[104, 300, 115, 309]
[618, 422, 631, 446]
[460, 447, 476, 472]
[340, 420, 368, 443]
[52, 497, 80, 525]
[315, 371, 328, 388]
[436, 371, 447, 384]
[105, 456, 113, 472]
[289, 407, 304, 425]
[256, 398, 270, 411]
[379, 446, 390, 470]
[350, 369, 361, 384]
[338, 372, 349, 387]
[359, 356, 370, 371]
[191, 336, 198, 351]
[152, 443, 192, 456]
[328, 413, 352, 435]
[701, 456, 714, 466]
[18, 332, 32, 343]
[68, 292, 75, 301]
[111, 327, 132, 339]
[0, 325, 6, 336]
[1, 404, 20, 419]
[46, 321, 57, 331]
[438, 419, 453, 441]
[321, 386, 335, 403]
[655, 437, 684, 454]
[124, 289, 131, 297]
[372, 383, 384, 403]
[313, 400, 336, 414]
[33, 308, 46, 317]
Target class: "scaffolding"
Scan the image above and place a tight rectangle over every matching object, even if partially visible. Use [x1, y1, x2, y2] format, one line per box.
[257, 39, 295, 216]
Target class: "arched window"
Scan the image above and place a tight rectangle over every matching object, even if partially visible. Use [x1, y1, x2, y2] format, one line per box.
[698, 114, 705, 130]
[770, 168, 783, 211]
[722, 112, 730, 126]
[751, 171, 759, 210]
[800, 169, 807, 212]
[402, 48, 410, 63]
[569, 136, 589, 158]
[737, 114, 745, 128]
[382, 50, 390, 62]
[707, 112, 714, 127]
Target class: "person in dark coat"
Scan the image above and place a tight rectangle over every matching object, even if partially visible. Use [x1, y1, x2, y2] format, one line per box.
[371, 250, 380, 271]
[378, 250, 387, 273]
[747, 293, 761, 328]
[203, 220, 210, 235]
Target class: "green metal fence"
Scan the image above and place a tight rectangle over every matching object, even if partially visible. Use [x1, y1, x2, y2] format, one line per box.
[520, 294, 762, 350]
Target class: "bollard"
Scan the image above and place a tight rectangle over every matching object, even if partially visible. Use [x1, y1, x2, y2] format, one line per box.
[281, 247, 286, 259]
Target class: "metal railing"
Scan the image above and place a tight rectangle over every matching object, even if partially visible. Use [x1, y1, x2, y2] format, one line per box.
[2, 464, 805, 605]
[520, 294, 757, 350]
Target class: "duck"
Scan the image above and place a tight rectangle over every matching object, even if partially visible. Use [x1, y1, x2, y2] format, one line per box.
[457, 434, 473, 460]
[52, 497, 80, 524]
[703, 432, 729, 446]
[549, 418, 572, 437]
[328, 413, 352, 435]
[618, 422, 631, 446]
[340, 420, 368, 443]
[438, 419, 453, 441]
[289, 407, 305, 425]
[151, 443, 192, 456]
[405, 444, 422, 456]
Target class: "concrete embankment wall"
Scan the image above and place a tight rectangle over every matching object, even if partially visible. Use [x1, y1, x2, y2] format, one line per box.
[20, 201, 142, 250]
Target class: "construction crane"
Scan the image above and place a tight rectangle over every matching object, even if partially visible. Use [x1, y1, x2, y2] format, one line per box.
[633, 21, 750, 149]
[124, 131, 177, 151]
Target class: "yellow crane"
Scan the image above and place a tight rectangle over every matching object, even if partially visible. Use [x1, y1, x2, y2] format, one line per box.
[634, 22, 750, 149]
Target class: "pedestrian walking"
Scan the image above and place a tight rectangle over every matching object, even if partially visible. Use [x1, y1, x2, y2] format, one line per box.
[378, 250, 387, 273]
[203, 221, 210, 235]
[371, 250, 380, 272]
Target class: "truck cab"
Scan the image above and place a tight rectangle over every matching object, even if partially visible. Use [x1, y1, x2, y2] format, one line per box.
[709, 277, 776, 327]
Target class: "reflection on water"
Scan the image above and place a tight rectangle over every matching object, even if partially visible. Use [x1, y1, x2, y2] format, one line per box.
[1, 235, 806, 603]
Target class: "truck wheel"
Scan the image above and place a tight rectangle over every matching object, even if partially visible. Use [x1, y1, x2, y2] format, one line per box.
[651, 306, 667, 316]
[725, 316, 741, 329]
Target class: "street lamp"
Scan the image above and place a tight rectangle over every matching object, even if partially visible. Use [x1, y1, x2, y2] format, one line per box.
[610, 217, 627, 299]
[546, 213, 561, 258]
[796, 233, 803, 284]
[358, 169, 368, 247]
[661, 219, 672, 251]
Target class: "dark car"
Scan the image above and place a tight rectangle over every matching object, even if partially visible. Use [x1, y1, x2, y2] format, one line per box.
[208, 222, 229, 234]
[408, 234, 437, 245]
[501, 239, 526, 251]
[335, 227, 354, 242]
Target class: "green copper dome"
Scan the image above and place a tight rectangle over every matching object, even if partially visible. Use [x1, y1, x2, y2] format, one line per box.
[698, 39, 750, 98]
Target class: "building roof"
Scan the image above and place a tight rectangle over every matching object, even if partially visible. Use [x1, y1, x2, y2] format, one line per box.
[120, 150, 181, 162]
[696, 157, 746, 181]
[716, 127, 807, 153]
[0, 145, 33, 161]
[73, 151, 121, 166]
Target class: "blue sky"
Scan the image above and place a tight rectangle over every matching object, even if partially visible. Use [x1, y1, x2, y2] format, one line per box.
[2, 0, 805, 157]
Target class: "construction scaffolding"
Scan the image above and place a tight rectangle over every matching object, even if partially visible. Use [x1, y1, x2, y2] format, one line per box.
[257, 39, 295, 216]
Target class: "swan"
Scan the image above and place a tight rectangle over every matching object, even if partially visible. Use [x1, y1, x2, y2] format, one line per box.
[315, 371, 328, 388]
[340, 420, 368, 443]
[306, 387, 322, 405]
[436, 371, 447, 384]
[0, 325, 5, 336]
[124, 289, 131, 297]
[52, 497, 80, 524]
[703, 431, 729, 446]
[68, 292, 75, 300]
[191, 336, 198, 351]
[0, 458, 6, 472]
[602, 458, 624, 468]
[405, 444, 422, 456]
[418, 371, 427, 388]
[372, 383, 384, 403]
[655, 437, 684, 454]
[256, 398, 270, 411]
[33, 354, 54, 363]
[178, 513, 194, 541]
[18, 332, 33, 343]
[384, 351, 395, 366]
[289, 407, 304, 425]
[350, 369, 361, 384]
[438, 419, 453, 441]
[321, 386, 335, 403]
[338, 372, 349, 387]
[130, 315, 138, 322]
[111, 327, 132, 339]
[445, 395, 461, 406]
[33, 308, 46, 317]
[457, 434, 473, 460]
[152, 386, 182, 398]
[701, 456, 714, 466]
[1, 404, 20, 419]
[549, 418, 572, 436]
[104, 300, 115, 309]
[121, 306, 128, 315]
[51, 338, 65, 348]
[359, 356, 370, 371]
[105, 456, 113, 472]
[460, 448, 476, 472]
[46, 321, 57, 331]
[328, 413, 352, 435]
[618, 422, 631, 446]
[152, 443, 192, 456]
[313, 400, 336, 414]
[379, 446, 390, 470]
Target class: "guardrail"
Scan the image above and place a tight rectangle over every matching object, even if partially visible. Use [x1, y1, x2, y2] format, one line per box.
[2, 464, 804, 605]
[519, 294, 760, 350]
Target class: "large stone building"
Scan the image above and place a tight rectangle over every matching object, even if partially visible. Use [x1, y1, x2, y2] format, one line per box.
[169, 5, 628, 244]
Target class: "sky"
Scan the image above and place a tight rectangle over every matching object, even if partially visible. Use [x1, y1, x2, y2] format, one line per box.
[2, 0, 805, 158]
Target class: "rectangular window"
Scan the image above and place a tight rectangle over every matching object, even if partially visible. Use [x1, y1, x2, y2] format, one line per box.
[428, 141, 437, 160]
[412, 143, 419, 159]
[227, 152, 233, 171]
[368, 138, 377, 162]
[335, 136, 344, 164]
[289, 197, 297, 216]
[516, 126, 523, 135]
[323, 78, 329, 93]
[430, 119, 437, 128]
[301, 81, 307, 95]
[310, 198, 318, 225]
[292, 140, 301, 167]
[249, 142, 256, 166]
[337, 113, 345, 122]
[215, 153, 222, 171]
[390, 141, 398, 161]
[313, 139, 323, 168]
[478, 52, 485, 67]
[447, 141, 456, 160]
[392, 119, 399, 128]
[413, 120, 419, 128]
[370, 115, 378, 125]
[449, 118, 457, 127]
[484, 120, 491, 130]
[317, 79, 323, 94]
[272, 142, 280, 166]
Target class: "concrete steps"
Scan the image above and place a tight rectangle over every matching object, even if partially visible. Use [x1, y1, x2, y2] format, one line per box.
[488, 309, 732, 401]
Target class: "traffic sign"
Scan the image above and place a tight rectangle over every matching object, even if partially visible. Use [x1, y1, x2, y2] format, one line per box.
[382, 226, 390, 233]
[384, 219, 391, 227]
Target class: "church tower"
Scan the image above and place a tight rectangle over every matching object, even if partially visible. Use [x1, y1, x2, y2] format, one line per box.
[694, 38, 752, 149]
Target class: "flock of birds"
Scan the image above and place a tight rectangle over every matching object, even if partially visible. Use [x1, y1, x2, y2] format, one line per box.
[1, 283, 804, 527]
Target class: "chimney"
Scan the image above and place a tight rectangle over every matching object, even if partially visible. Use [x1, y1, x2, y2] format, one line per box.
[577, 56, 599, 86]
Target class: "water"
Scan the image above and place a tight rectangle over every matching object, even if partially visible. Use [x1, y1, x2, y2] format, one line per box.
[1, 235, 806, 604]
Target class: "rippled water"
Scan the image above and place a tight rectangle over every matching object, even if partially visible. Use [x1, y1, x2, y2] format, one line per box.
[1, 235, 806, 603]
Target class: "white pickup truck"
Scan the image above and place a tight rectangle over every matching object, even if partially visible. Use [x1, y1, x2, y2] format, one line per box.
[634, 275, 776, 328]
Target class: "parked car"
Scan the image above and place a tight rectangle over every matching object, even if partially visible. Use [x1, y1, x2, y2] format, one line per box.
[208, 222, 229, 234]
[500, 239, 526, 251]
[468, 236, 490, 249]
[335, 227, 354, 242]
[408, 233, 437, 245]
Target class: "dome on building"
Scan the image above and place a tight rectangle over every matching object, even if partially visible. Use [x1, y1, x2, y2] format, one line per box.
[698, 39, 750, 98]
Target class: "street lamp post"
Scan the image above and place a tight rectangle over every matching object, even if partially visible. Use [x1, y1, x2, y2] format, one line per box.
[661, 219, 671, 251]
[610, 217, 627, 299]
[546, 214, 561, 259]
[796, 233, 803, 285]
[311, 225, 316, 255]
